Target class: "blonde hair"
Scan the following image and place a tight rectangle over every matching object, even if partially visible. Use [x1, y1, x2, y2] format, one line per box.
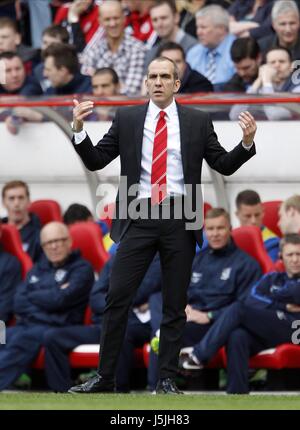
[281, 195, 300, 213]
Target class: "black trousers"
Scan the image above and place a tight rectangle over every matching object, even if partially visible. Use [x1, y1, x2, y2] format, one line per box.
[98, 200, 196, 380]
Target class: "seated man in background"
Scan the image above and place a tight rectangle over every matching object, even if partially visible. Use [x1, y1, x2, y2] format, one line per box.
[229, 47, 300, 121]
[223, 37, 261, 93]
[33, 24, 70, 93]
[92, 67, 120, 97]
[1, 181, 42, 262]
[279, 195, 300, 235]
[235, 189, 280, 262]
[156, 41, 213, 93]
[91, 67, 121, 121]
[0, 219, 22, 324]
[0, 52, 42, 96]
[186, 5, 236, 89]
[149, 208, 262, 389]
[0, 222, 94, 391]
[43, 258, 106, 393]
[43, 43, 92, 95]
[144, 0, 197, 71]
[0, 17, 39, 74]
[63, 202, 116, 256]
[258, 0, 300, 62]
[80, 0, 146, 96]
[63, 203, 94, 226]
[182, 234, 300, 394]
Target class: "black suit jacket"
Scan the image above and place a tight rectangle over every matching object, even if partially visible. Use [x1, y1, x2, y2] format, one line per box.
[73, 102, 256, 244]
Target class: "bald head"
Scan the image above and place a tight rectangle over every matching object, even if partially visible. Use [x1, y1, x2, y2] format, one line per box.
[41, 222, 72, 265]
[99, 0, 125, 41]
[100, 0, 123, 15]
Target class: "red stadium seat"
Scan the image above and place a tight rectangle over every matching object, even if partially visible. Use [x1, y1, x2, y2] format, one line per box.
[33, 345, 145, 369]
[69, 221, 109, 273]
[249, 344, 300, 369]
[274, 259, 285, 272]
[0, 224, 33, 278]
[221, 344, 300, 370]
[204, 202, 212, 217]
[29, 199, 62, 226]
[262, 200, 282, 238]
[98, 202, 115, 230]
[232, 225, 275, 273]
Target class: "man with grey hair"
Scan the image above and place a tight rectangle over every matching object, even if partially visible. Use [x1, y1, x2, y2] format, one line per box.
[259, 0, 300, 61]
[0, 222, 94, 391]
[186, 4, 236, 88]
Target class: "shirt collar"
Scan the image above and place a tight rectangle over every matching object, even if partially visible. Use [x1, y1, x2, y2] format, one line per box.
[148, 98, 177, 120]
[204, 33, 232, 57]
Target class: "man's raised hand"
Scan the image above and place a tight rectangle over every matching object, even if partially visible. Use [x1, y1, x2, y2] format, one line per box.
[72, 99, 94, 132]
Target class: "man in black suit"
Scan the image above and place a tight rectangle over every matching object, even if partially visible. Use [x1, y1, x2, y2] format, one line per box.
[69, 57, 257, 394]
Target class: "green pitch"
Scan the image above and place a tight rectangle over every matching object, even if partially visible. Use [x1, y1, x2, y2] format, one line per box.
[1, 392, 300, 410]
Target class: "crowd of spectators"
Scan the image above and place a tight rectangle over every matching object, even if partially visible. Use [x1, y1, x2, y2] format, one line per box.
[0, 0, 300, 99]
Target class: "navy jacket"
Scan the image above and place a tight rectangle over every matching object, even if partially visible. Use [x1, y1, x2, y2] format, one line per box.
[0, 249, 22, 323]
[2, 213, 42, 262]
[228, 0, 274, 40]
[90, 254, 161, 325]
[187, 240, 262, 319]
[14, 250, 94, 326]
[180, 64, 213, 93]
[246, 272, 300, 317]
[0, 75, 43, 96]
[45, 73, 92, 95]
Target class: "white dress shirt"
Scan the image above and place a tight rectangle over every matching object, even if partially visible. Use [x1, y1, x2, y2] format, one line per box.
[73, 99, 186, 198]
[138, 99, 185, 199]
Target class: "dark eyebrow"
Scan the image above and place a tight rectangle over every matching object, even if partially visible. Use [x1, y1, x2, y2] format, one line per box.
[148, 73, 172, 79]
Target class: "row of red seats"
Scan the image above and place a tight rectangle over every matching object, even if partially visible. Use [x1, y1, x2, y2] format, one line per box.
[2, 199, 293, 378]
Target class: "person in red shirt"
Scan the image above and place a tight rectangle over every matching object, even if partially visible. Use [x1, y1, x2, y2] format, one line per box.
[54, 0, 100, 51]
[122, 0, 157, 47]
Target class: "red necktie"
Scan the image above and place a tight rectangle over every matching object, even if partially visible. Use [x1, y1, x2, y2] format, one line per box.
[151, 111, 167, 205]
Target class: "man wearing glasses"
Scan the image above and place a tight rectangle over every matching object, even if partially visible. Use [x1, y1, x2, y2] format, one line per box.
[0, 222, 94, 391]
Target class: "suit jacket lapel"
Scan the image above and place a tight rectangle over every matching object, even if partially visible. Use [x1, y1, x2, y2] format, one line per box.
[177, 102, 191, 179]
[134, 103, 149, 169]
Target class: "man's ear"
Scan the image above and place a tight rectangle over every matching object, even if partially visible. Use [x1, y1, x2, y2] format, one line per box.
[174, 79, 181, 94]
[15, 32, 22, 47]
